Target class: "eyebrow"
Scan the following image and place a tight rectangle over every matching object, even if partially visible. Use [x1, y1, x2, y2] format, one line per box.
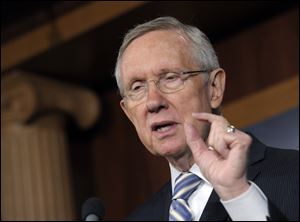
[158, 67, 182, 74]
[156, 67, 186, 77]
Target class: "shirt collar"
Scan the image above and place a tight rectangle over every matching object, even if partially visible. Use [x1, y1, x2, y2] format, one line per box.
[169, 162, 211, 194]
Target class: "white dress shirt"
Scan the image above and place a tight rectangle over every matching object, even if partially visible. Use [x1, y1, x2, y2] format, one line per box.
[169, 163, 270, 221]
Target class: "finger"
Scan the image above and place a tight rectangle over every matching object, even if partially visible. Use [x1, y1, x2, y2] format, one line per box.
[184, 122, 220, 172]
[207, 138, 229, 158]
[222, 129, 251, 149]
[192, 112, 227, 124]
[184, 122, 208, 157]
[206, 126, 229, 158]
[223, 132, 251, 177]
[208, 127, 250, 159]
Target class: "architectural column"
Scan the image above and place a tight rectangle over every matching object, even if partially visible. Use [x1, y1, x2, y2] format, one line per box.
[1, 70, 100, 220]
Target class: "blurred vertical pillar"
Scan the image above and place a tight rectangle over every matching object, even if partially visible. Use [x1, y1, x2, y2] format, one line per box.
[1, 70, 100, 220]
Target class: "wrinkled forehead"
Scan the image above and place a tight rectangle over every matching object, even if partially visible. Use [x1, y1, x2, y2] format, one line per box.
[120, 30, 198, 82]
[122, 29, 192, 61]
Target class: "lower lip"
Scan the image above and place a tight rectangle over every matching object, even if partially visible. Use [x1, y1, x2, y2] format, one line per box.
[152, 124, 178, 139]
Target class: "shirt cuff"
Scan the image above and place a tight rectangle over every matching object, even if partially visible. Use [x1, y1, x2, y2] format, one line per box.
[220, 181, 270, 221]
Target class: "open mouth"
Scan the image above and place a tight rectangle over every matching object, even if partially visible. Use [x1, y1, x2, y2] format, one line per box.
[151, 121, 177, 133]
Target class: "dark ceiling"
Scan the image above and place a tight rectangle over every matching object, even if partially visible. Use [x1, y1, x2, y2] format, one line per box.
[2, 1, 298, 94]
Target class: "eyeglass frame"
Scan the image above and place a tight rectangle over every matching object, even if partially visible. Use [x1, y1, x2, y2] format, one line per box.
[122, 70, 210, 102]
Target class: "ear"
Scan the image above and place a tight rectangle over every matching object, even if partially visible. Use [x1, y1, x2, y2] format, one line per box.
[208, 68, 226, 109]
[120, 99, 134, 124]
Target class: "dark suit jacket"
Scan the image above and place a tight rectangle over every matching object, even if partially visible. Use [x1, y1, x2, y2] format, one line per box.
[126, 136, 299, 221]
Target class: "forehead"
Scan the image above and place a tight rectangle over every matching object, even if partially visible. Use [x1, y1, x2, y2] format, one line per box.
[120, 30, 198, 82]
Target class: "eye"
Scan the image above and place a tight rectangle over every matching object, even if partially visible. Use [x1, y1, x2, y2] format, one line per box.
[164, 72, 179, 81]
[130, 81, 145, 92]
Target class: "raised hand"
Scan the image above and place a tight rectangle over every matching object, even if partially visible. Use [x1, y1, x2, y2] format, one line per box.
[184, 112, 252, 200]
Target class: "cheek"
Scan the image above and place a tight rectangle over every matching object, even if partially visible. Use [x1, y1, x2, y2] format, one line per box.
[130, 111, 150, 140]
[173, 87, 211, 117]
[131, 114, 144, 132]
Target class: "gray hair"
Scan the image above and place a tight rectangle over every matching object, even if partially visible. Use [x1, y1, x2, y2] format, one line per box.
[114, 16, 220, 95]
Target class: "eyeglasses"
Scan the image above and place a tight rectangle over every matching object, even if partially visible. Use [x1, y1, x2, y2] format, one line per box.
[123, 70, 209, 102]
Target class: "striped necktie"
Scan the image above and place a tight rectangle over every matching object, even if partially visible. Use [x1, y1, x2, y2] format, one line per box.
[169, 172, 201, 221]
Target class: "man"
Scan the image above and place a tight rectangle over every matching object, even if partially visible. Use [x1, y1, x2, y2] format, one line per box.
[114, 17, 298, 221]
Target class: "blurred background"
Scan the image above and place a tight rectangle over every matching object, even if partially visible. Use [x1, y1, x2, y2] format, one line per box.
[1, 1, 298, 220]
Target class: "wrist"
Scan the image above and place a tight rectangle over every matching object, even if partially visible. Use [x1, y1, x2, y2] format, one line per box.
[216, 180, 250, 201]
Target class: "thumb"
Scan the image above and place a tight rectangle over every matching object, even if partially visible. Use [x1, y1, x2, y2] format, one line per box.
[184, 122, 207, 158]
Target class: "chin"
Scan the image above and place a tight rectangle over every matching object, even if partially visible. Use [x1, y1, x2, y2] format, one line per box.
[153, 139, 187, 157]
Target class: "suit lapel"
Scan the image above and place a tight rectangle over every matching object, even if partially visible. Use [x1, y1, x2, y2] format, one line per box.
[162, 181, 172, 221]
[246, 134, 266, 180]
[200, 190, 230, 221]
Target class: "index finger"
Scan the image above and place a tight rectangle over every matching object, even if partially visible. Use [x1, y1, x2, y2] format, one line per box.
[192, 112, 225, 124]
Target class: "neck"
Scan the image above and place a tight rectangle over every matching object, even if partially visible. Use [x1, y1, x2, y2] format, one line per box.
[167, 149, 194, 172]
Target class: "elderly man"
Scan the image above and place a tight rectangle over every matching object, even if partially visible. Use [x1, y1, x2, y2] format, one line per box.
[114, 17, 298, 221]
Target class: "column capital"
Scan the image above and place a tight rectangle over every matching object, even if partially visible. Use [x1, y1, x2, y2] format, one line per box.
[1, 70, 101, 129]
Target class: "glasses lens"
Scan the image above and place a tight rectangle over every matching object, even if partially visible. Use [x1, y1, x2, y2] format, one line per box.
[128, 90, 145, 101]
[159, 73, 184, 93]
[125, 71, 201, 101]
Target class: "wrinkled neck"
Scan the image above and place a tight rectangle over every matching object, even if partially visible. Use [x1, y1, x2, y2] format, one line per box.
[167, 148, 195, 172]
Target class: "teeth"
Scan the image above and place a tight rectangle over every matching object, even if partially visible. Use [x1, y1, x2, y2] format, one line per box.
[157, 125, 172, 132]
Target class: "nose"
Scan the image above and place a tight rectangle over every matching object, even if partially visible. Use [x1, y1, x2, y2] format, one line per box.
[146, 82, 168, 113]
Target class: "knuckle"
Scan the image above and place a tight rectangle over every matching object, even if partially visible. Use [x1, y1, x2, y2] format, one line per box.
[239, 134, 252, 148]
[243, 134, 252, 144]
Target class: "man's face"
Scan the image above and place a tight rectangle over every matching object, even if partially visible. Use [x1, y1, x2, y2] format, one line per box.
[119, 30, 224, 160]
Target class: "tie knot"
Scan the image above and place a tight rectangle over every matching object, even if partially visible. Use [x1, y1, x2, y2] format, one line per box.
[173, 172, 201, 200]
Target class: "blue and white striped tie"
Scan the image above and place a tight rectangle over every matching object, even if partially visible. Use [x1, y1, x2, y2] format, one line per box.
[169, 172, 201, 221]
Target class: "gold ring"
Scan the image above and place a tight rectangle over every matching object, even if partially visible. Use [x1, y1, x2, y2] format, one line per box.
[226, 125, 236, 133]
